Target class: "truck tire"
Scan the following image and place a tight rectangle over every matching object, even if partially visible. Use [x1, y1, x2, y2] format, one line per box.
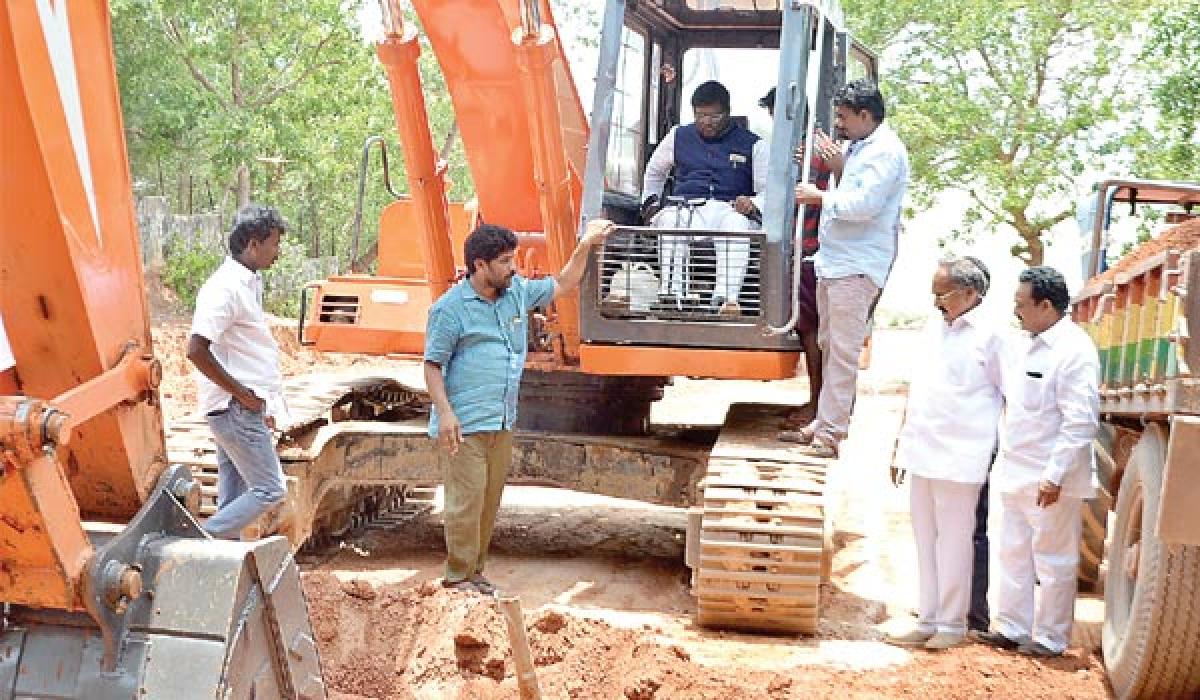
[1079, 493, 1109, 591]
[1102, 424, 1200, 699]
[1080, 427, 1117, 592]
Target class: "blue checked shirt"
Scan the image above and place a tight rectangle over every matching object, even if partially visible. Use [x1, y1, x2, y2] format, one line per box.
[424, 275, 557, 437]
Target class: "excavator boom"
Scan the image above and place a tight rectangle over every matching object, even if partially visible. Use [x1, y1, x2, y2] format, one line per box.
[0, 2, 324, 697]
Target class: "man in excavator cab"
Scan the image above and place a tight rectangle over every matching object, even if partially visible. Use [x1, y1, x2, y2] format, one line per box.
[640, 80, 768, 317]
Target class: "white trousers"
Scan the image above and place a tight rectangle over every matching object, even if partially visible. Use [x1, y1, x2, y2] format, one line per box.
[652, 200, 754, 302]
[995, 485, 1083, 652]
[910, 475, 983, 635]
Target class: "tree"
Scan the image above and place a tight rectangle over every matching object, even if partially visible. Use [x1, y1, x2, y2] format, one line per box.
[845, 0, 1149, 265]
[1130, 3, 1200, 180]
[111, 0, 472, 267]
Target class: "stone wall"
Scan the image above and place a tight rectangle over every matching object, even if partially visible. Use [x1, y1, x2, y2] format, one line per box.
[136, 195, 339, 315]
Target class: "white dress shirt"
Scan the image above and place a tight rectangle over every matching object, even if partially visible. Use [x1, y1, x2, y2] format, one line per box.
[813, 122, 909, 288]
[641, 125, 769, 204]
[894, 307, 1006, 483]
[191, 257, 287, 420]
[0, 312, 14, 372]
[996, 316, 1099, 499]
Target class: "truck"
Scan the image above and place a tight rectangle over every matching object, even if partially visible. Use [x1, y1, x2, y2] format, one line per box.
[0, 2, 325, 697]
[1074, 178, 1200, 698]
[169, 0, 880, 636]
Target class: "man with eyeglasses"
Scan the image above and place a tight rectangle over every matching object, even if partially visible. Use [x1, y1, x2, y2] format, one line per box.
[786, 79, 910, 458]
[886, 257, 1005, 650]
[641, 80, 767, 317]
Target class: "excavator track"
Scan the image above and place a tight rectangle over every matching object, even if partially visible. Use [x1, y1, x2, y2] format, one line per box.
[165, 372, 713, 552]
[168, 380, 833, 634]
[166, 373, 436, 544]
[689, 404, 832, 635]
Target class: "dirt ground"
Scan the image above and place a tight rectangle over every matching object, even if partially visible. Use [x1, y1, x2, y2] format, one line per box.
[155, 324, 1111, 699]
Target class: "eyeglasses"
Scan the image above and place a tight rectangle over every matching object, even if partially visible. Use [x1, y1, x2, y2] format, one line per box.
[933, 288, 964, 304]
[694, 111, 727, 124]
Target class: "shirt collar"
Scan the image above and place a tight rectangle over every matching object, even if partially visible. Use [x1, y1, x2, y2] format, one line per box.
[459, 276, 506, 303]
[220, 256, 259, 286]
[946, 304, 984, 331]
[1032, 314, 1071, 347]
[850, 122, 890, 153]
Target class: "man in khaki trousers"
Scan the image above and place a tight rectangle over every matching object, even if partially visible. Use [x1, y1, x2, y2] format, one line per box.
[787, 80, 909, 457]
[423, 220, 613, 593]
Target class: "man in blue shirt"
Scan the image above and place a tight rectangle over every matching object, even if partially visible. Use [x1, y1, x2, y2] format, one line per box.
[424, 219, 614, 593]
[786, 79, 910, 457]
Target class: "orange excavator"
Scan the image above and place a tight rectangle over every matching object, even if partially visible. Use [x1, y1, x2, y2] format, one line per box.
[0, 3, 324, 697]
[266, 0, 879, 634]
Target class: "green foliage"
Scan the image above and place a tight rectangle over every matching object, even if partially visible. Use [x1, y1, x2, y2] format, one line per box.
[261, 238, 314, 318]
[163, 245, 223, 310]
[111, 0, 472, 270]
[1129, 4, 1200, 180]
[843, 0, 1150, 265]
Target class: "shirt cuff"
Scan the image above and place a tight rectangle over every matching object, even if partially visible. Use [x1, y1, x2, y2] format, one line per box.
[1041, 461, 1068, 486]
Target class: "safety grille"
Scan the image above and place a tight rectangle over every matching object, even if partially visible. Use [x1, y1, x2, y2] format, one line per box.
[597, 228, 764, 322]
[318, 294, 360, 324]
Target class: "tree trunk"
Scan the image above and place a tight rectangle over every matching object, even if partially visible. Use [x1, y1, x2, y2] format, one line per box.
[236, 163, 251, 210]
[1010, 209, 1046, 266]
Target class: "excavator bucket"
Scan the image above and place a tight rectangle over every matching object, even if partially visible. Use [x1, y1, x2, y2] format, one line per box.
[0, 466, 326, 700]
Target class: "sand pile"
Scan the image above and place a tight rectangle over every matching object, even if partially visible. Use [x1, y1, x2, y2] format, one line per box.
[1094, 217, 1200, 284]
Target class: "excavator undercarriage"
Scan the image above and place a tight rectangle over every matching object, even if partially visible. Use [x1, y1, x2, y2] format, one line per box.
[166, 373, 835, 636]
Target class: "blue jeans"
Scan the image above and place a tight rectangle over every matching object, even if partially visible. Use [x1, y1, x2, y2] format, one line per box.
[203, 399, 286, 539]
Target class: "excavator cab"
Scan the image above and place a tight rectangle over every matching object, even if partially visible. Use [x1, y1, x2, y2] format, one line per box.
[578, 0, 877, 378]
[297, 0, 878, 433]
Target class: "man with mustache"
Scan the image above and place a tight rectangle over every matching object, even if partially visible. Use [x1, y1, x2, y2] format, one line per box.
[424, 219, 615, 593]
[887, 257, 1005, 650]
[976, 266, 1099, 657]
[787, 79, 910, 458]
[641, 80, 766, 316]
[187, 204, 289, 540]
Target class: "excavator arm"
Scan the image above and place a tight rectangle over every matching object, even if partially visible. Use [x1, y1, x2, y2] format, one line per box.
[0, 3, 324, 697]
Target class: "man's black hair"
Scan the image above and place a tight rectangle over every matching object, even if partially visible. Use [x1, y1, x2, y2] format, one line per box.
[691, 80, 731, 112]
[833, 79, 886, 122]
[1018, 265, 1070, 313]
[758, 87, 776, 111]
[229, 204, 286, 255]
[464, 223, 518, 274]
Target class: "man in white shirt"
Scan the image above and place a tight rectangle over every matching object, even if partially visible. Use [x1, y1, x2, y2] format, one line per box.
[788, 79, 910, 456]
[187, 204, 288, 540]
[641, 80, 768, 316]
[976, 266, 1099, 657]
[887, 257, 1005, 650]
[0, 311, 16, 394]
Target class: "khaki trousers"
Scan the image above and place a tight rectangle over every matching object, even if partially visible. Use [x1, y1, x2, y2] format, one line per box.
[443, 430, 513, 582]
[812, 274, 880, 446]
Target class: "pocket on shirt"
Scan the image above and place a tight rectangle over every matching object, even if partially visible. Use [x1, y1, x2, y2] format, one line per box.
[946, 350, 987, 388]
[1021, 374, 1053, 412]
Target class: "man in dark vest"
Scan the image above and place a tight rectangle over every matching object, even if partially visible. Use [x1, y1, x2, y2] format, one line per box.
[641, 80, 766, 316]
